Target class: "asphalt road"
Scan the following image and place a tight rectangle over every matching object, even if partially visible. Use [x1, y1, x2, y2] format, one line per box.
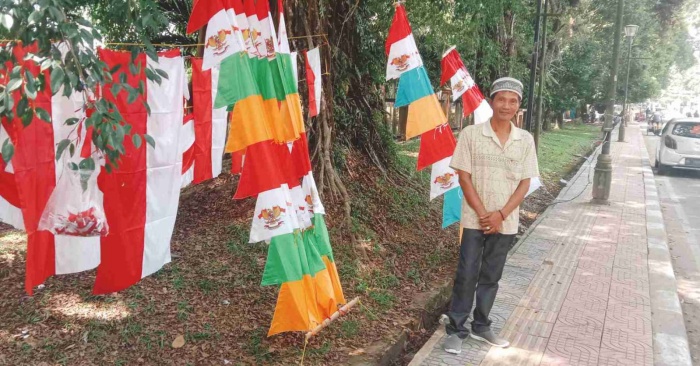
[642, 127, 700, 363]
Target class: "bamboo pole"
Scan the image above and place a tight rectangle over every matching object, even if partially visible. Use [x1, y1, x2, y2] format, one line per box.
[305, 297, 360, 341]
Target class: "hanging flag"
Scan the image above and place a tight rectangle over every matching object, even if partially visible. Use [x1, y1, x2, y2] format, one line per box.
[186, 58, 227, 185]
[180, 113, 196, 188]
[442, 187, 462, 229]
[305, 48, 322, 117]
[1, 43, 103, 294]
[187, 0, 240, 70]
[385, 3, 423, 80]
[94, 49, 185, 294]
[277, 0, 290, 54]
[440, 46, 492, 123]
[416, 125, 456, 171]
[430, 157, 459, 200]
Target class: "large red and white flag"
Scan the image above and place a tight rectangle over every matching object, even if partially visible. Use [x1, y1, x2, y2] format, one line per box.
[304, 48, 322, 117]
[187, 0, 240, 70]
[93, 49, 185, 294]
[385, 4, 423, 80]
[440, 46, 492, 124]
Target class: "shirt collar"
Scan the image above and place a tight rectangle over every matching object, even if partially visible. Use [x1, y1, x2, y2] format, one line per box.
[482, 119, 523, 142]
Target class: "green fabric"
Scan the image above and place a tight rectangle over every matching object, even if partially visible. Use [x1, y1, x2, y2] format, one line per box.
[261, 231, 328, 287]
[250, 57, 279, 101]
[310, 214, 335, 262]
[273, 54, 298, 95]
[214, 52, 259, 109]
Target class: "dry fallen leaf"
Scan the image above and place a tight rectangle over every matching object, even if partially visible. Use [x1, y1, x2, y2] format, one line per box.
[172, 335, 185, 349]
[349, 348, 365, 356]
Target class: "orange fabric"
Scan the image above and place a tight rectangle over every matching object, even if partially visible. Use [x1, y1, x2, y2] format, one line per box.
[322, 257, 347, 307]
[279, 93, 305, 138]
[268, 274, 323, 336]
[406, 94, 447, 140]
[224, 95, 271, 153]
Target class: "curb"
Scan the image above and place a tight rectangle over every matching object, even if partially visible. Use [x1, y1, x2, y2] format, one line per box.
[638, 128, 692, 366]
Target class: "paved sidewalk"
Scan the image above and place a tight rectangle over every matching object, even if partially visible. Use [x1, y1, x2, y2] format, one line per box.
[410, 124, 690, 366]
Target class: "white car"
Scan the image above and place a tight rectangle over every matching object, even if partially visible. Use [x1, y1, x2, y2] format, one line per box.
[656, 118, 700, 174]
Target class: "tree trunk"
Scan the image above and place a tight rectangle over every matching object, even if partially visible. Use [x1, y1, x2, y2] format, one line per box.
[557, 112, 564, 129]
[543, 108, 552, 131]
[398, 106, 408, 140]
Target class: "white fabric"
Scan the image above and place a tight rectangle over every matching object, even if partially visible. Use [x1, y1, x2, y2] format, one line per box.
[473, 100, 493, 125]
[51, 77, 101, 275]
[449, 70, 476, 102]
[301, 172, 325, 215]
[233, 9, 257, 56]
[307, 47, 323, 115]
[210, 66, 227, 178]
[248, 10, 266, 58]
[526, 177, 542, 198]
[249, 185, 296, 243]
[0, 124, 24, 231]
[142, 54, 185, 278]
[202, 9, 240, 70]
[386, 34, 423, 81]
[278, 11, 291, 54]
[180, 115, 195, 188]
[290, 185, 312, 229]
[259, 11, 279, 59]
[430, 157, 458, 200]
[290, 51, 299, 83]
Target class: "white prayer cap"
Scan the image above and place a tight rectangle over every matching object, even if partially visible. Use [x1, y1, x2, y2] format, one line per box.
[490, 77, 523, 100]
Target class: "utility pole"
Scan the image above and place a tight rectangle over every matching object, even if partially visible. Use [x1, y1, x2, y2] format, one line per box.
[525, 0, 544, 132]
[534, 0, 549, 151]
[592, 0, 624, 204]
[619, 25, 638, 142]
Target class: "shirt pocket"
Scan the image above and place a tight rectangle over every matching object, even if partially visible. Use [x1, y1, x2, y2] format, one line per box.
[505, 156, 523, 182]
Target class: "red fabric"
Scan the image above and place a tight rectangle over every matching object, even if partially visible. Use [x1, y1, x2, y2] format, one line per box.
[187, 0, 225, 34]
[4, 44, 57, 295]
[385, 4, 413, 56]
[191, 59, 215, 184]
[304, 51, 318, 117]
[440, 48, 465, 86]
[244, 0, 256, 17]
[94, 48, 148, 294]
[416, 125, 456, 171]
[278, 0, 284, 17]
[232, 0, 245, 14]
[256, 0, 270, 20]
[462, 87, 485, 117]
[234, 140, 289, 199]
[289, 134, 312, 179]
[230, 149, 244, 175]
[182, 114, 195, 174]
[0, 158, 20, 208]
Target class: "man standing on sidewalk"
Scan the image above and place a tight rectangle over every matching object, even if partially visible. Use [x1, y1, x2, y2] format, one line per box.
[443, 77, 540, 354]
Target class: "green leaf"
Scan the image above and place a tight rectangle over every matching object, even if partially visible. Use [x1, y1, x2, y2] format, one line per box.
[35, 107, 51, 123]
[28, 10, 43, 25]
[1, 138, 14, 163]
[78, 157, 95, 171]
[65, 117, 79, 126]
[155, 68, 169, 80]
[109, 64, 122, 74]
[144, 134, 155, 149]
[21, 109, 34, 127]
[132, 134, 142, 149]
[16, 97, 28, 117]
[50, 67, 65, 94]
[40, 58, 52, 72]
[47, 6, 65, 22]
[0, 14, 12, 31]
[68, 162, 78, 171]
[69, 143, 75, 157]
[119, 72, 127, 84]
[127, 89, 138, 104]
[55, 139, 71, 161]
[110, 83, 122, 97]
[7, 78, 22, 92]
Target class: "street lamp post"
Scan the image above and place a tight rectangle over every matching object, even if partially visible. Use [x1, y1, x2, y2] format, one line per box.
[592, 0, 624, 204]
[618, 24, 639, 142]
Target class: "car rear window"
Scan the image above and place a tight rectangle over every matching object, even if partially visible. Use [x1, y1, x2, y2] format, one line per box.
[672, 123, 700, 139]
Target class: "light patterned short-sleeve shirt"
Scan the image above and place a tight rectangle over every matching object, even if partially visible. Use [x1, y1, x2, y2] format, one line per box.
[450, 120, 539, 235]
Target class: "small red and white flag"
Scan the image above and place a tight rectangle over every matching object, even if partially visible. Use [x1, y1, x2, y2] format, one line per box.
[430, 157, 459, 200]
[385, 4, 423, 80]
[440, 46, 492, 124]
[305, 48, 322, 117]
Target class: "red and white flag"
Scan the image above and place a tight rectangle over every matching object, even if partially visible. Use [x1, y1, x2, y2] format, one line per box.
[187, 0, 240, 70]
[181, 58, 227, 187]
[385, 4, 423, 80]
[440, 46, 492, 124]
[430, 157, 458, 200]
[93, 49, 186, 294]
[305, 48, 322, 117]
[277, 0, 290, 54]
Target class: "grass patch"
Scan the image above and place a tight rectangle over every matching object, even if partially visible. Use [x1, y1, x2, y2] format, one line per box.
[538, 123, 601, 180]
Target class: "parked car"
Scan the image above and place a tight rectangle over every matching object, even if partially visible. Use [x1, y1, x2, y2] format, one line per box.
[656, 118, 700, 174]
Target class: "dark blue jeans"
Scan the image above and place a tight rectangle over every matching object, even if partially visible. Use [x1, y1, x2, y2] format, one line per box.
[446, 229, 514, 338]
